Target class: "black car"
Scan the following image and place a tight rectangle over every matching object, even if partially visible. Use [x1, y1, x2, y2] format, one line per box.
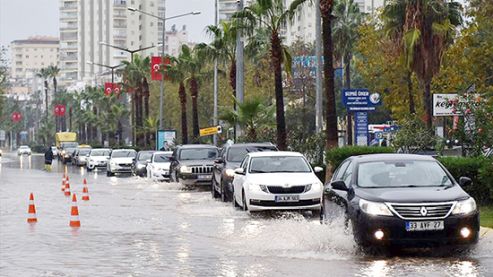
[132, 150, 155, 177]
[169, 145, 219, 185]
[212, 142, 278, 202]
[325, 154, 479, 247]
[60, 147, 76, 164]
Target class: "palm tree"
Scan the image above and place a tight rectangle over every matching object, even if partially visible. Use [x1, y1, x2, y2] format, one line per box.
[47, 65, 61, 129]
[382, 0, 462, 128]
[220, 98, 275, 142]
[320, 0, 339, 154]
[333, 0, 362, 145]
[234, 0, 308, 150]
[36, 68, 50, 116]
[180, 44, 207, 141]
[167, 55, 189, 144]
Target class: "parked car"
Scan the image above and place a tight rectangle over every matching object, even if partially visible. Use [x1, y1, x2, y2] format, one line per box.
[132, 150, 155, 177]
[17, 145, 32, 156]
[72, 147, 92, 166]
[86, 148, 111, 171]
[324, 154, 479, 247]
[147, 151, 173, 181]
[232, 151, 324, 213]
[51, 146, 58, 158]
[169, 145, 219, 185]
[212, 143, 278, 202]
[107, 149, 137, 176]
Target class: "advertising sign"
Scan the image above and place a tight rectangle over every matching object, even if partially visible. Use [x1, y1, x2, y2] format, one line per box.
[354, 112, 369, 146]
[342, 89, 382, 112]
[156, 130, 176, 151]
[0, 130, 5, 141]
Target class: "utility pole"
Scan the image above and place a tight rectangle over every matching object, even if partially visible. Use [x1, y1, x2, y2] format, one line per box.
[235, 0, 244, 140]
[213, 0, 219, 146]
[315, 0, 323, 133]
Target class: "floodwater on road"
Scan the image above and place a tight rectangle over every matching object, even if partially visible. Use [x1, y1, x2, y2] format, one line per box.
[1, 153, 492, 276]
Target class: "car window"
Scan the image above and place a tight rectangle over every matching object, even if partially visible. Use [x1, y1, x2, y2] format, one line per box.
[179, 148, 218, 160]
[242, 157, 249, 171]
[334, 160, 351, 181]
[249, 156, 311, 173]
[227, 146, 277, 162]
[153, 153, 171, 163]
[343, 162, 353, 185]
[138, 152, 153, 161]
[112, 150, 136, 158]
[91, 150, 111, 156]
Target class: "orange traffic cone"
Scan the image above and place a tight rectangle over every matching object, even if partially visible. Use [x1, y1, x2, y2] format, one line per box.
[64, 180, 71, 197]
[81, 179, 90, 201]
[27, 193, 37, 223]
[61, 174, 66, 192]
[69, 193, 81, 228]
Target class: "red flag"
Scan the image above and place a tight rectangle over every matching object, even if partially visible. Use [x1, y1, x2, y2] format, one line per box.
[151, 56, 171, 81]
[11, 112, 22, 123]
[113, 84, 121, 95]
[104, 82, 113, 96]
[54, 104, 66, 116]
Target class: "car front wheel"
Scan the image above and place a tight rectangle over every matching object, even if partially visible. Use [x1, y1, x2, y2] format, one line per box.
[241, 190, 248, 211]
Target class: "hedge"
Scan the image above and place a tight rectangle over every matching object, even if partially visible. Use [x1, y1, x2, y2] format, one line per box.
[326, 146, 394, 172]
[437, 157, 493, 204]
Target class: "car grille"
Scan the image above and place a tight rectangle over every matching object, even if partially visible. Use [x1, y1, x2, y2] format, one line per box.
[388, 202, 455, 219]
[119, 163, 132, 167]
[191, 166, 213, 174]
[267, 185, 307, 194]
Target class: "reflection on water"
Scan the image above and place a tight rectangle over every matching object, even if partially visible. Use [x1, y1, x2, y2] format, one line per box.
[359, 260, 390, 277]
[448, 260, 480, 277]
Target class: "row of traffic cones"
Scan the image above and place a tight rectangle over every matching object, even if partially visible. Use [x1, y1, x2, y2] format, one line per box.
[28, 173, 89, 228]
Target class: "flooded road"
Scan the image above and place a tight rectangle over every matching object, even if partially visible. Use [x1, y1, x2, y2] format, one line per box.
[1, 152, 492, 276]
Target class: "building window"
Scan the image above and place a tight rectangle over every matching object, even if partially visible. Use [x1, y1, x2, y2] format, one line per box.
[25, 55, 29, 58]
[150, 2, 154, 7]
[150, 22, 154, 27]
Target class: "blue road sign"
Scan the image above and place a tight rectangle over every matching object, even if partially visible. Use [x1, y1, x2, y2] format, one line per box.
[355, 112, 369, 146]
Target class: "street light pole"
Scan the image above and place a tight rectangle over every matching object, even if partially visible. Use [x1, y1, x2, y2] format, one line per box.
[86, 61, 123, 84]
[235, 0, 244, 140]
[315, 0, 323, 133]
[213, 0, 218, 146]
[127, 7, 201, 131]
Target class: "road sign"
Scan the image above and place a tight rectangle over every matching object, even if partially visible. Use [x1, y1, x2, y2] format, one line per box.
[199, 126, 222, 137]
[342, 89, 381, 112]
[354, 112, 369, 146]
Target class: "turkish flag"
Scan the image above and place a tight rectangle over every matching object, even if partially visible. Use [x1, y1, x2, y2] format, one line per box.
[54, 104, 66, 116]
[11, 112, 22, 123]
[113, 84, 122, 95]
[151, 56, 171, 81]
[104, 82, 113, 96]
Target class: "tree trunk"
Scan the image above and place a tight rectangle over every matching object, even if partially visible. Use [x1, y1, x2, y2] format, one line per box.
[143, 78, 150, 146]
[44, 81, 49, 116]
[270, 31, 287, 151]
[230, 59, 237, 139]
[190, 78, 200, 141]
[321, 1, 338, 181]
[179, 81, 189, 144]
[135, 87, 144, 146]
[423, 80, 432, 129]
[345, 53, 352, 146]
[406, 71, 416, 114]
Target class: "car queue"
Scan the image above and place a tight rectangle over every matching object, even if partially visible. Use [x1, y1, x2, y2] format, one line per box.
[55, 141, 480, 249]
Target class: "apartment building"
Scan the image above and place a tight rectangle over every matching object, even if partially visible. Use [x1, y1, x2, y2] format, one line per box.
[59, 0, 165, 85]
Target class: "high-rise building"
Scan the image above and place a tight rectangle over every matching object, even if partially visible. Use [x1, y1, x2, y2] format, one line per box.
[166, 24, 191, 57]
[218, 0, 253, 21]
[59, 0, 165, 85]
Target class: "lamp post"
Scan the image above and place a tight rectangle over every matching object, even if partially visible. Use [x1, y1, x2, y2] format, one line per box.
[99, 42, 161, 62]
[127, 7, 201, 130]
[86, 61, 123, 84]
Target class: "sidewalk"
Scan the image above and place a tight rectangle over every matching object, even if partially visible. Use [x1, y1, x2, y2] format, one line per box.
[480, 226, 492, 238]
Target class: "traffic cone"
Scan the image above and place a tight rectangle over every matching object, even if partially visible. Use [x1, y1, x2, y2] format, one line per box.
[69, 193, 81, 228]
[64, 180, 71, 197]
[27, 193, 37, 223]
[61, 174, 66, 192]
[81, 179, 90, 201]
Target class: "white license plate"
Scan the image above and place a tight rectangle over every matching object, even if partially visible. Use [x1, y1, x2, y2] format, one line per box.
[406, 221, 444, 231]
[198, 174, 211, 180]
[275, 195, 300, 202]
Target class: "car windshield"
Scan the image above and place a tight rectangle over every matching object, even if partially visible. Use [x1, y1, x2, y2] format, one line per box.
[227, 146, 277, 162]
[91, 150, 111, 156]
[180, 148, 218, 160]
[112, 150, 136, 158]
[138, 152, 153, 161]
[357, 160, 453, 188]
[19, 146, 29, 149]
[79, 149, 91, 155]
[154, 153, 171, 163]
[62, 142, 78, 148]
[249, 156, 311, 173]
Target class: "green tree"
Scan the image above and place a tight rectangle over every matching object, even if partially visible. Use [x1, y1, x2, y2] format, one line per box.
[36, 68, 51, 115]
[234, 0, 307, 150]
[167, 54, 189, 144]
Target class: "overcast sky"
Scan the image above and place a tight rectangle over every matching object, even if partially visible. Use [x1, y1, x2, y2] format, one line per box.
[0, 0, 214, 48]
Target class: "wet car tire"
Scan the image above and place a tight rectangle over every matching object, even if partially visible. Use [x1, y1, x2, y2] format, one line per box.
[211, 178, 220, 199]
[242, 190, 248, 211]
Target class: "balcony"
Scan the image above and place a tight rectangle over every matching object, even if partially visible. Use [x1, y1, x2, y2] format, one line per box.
[60, 3, 77, 11]
[113, 0, 127, 7]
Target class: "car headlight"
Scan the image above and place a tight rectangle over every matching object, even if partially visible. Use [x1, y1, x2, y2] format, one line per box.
[359, 199, 393, 216]
[180, 165, 192, 174]
[62, 150, 66, 155]
[137, 164, 146, 169]
[225, 168, 235, 177]
[248, 183, 268, 193]
[452, 198, 477, 215]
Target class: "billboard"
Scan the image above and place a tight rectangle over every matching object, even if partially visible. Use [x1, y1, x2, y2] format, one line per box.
[342, 89, 382, 112]
[156, 130, 176, 151]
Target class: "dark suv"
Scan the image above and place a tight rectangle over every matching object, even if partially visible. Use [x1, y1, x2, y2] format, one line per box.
[212, 143, 278, 201]
[169, 145, 219, 185]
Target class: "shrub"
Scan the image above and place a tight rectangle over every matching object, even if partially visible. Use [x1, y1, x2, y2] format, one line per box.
[437, 156, 493, 204]
[326, 146, 394, 172]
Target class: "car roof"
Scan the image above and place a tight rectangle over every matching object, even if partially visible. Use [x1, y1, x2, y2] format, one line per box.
[227, 143, 276, 149]
[349, 153, 436, 163]
[153, 151, 172, 155]
[138, 150, 155, 154]
[91, 148, 111, 151]
[112, 149, 136, 151]
[247, 151, 303, 158]
[178, 144, 217, 149]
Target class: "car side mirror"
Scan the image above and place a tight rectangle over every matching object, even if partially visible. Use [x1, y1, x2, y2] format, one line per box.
[314, 166, 323, 173]
[146, 159, 151, 163]
[214, 158, 224, 164]
[86, 154, 90, 157]
[459, 176, 472, 187]
[234, 168, 245, 175]
[330, 180, 349, 191]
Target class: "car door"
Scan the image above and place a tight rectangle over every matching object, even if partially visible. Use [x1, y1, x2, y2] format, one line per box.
[233, 156, 249, 203]
[213, 147, 226, 185]
[328, 160, 353, 203]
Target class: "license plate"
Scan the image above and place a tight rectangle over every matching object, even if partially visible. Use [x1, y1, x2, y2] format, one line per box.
[198, 174, 211, 180]
[275, 195, 300, 202]
[405, 221, 444, 231]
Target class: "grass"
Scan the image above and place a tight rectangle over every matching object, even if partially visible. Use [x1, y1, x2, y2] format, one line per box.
[480, 206, 493, 228]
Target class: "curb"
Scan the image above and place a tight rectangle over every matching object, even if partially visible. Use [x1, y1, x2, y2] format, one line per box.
[479, 227, 492, 238]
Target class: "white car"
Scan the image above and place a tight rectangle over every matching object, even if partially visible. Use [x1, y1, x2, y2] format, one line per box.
[86, 148, 111, 171]
[147, 151, 173, 181]
[107, 149, 137, 176]
[51, 146, 58, 158]
[17, 145, 32, 156]
[232, 151, 324, 213]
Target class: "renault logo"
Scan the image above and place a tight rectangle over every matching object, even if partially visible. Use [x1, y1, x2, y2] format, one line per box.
[420, 206, 428, 216]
